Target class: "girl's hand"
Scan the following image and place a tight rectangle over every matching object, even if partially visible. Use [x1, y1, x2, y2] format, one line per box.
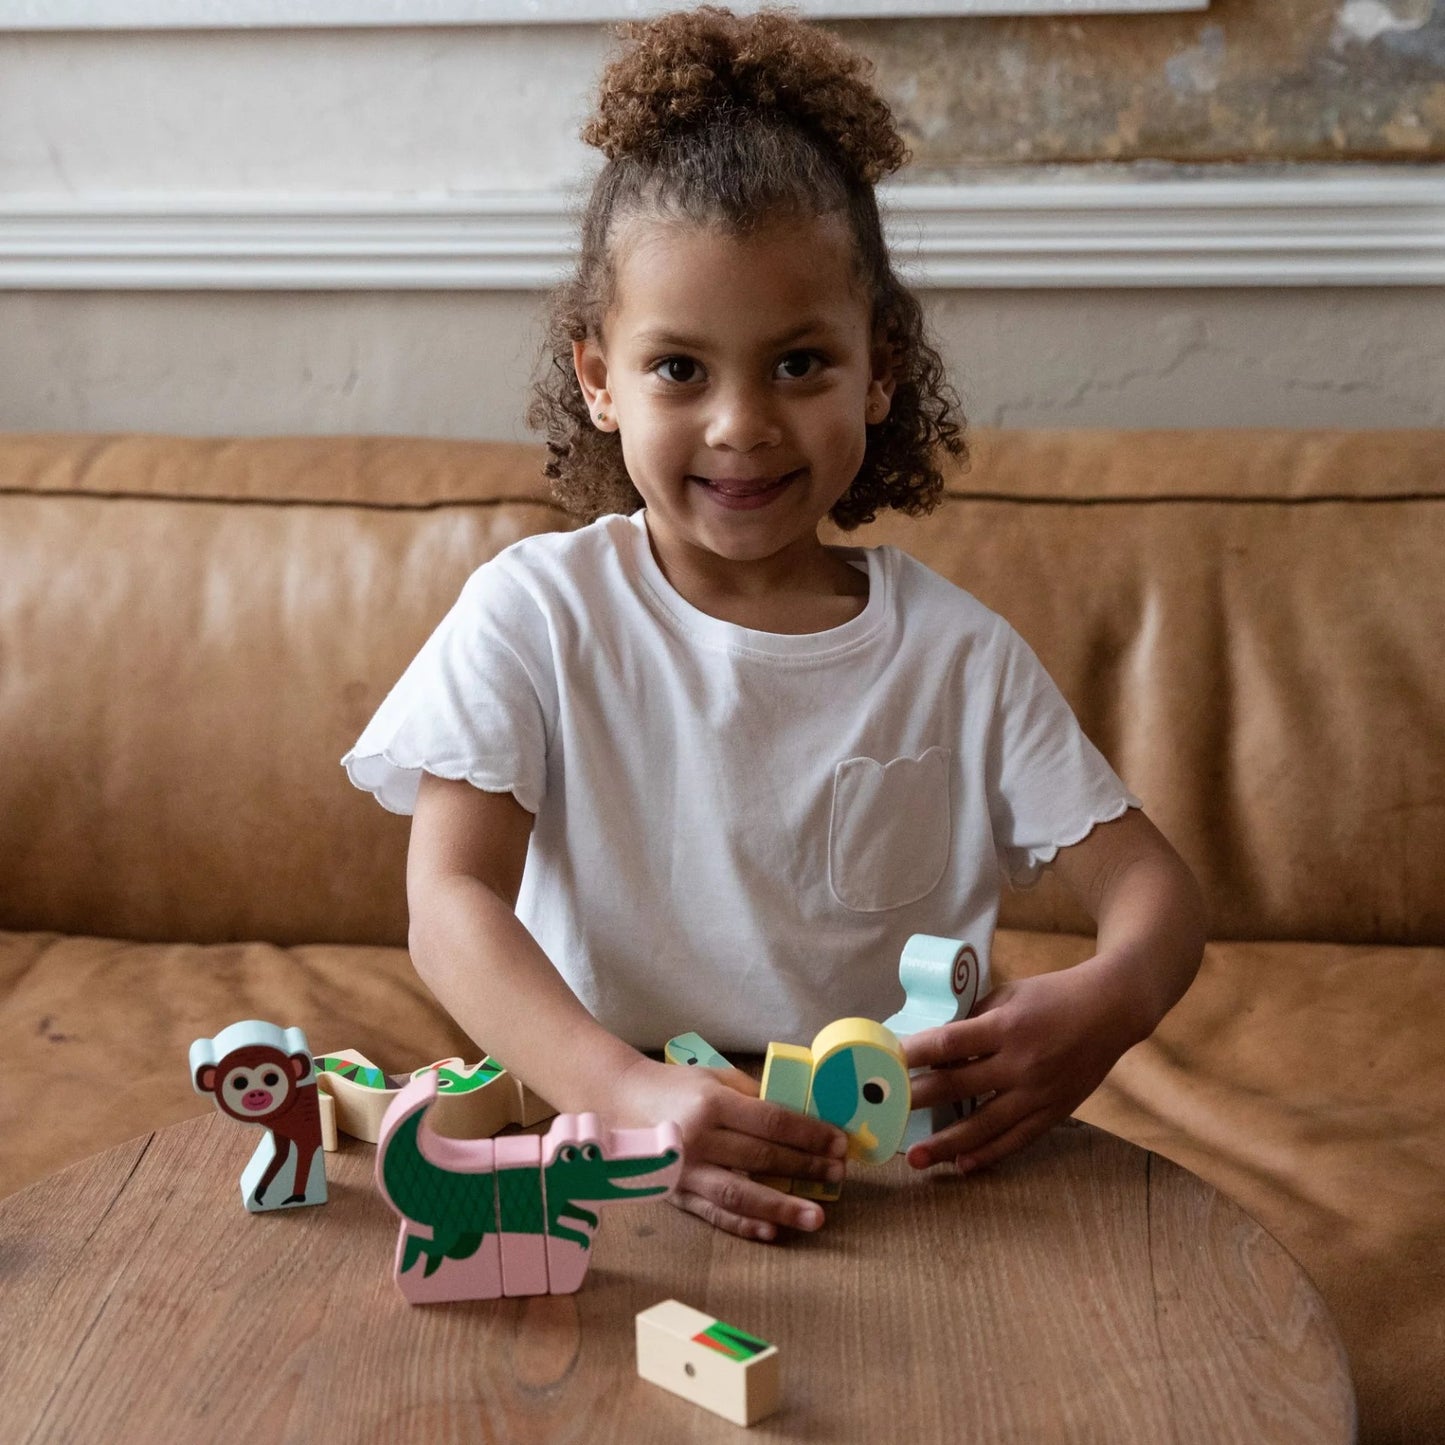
[900, 961, 1140, 1175]
[611, 1056, 849, 1242]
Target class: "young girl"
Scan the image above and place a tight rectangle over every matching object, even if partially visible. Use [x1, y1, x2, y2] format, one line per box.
[343, 5, 1205, 1244]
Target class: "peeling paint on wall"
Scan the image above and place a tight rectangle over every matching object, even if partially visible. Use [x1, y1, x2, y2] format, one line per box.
[843, 0, 1445, 165]
[1333, 0, 1433, 47]
[1165, 24, 1226, 95]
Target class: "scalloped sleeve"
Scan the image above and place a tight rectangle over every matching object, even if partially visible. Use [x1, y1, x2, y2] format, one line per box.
[985, 619, 1140, 888]
[341, 560, 554, 816]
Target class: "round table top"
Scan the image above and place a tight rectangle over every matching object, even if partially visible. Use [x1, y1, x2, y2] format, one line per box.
[1, 1111, 1354, 1443]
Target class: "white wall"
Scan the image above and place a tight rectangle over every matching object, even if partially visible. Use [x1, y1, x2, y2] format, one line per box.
[4, 287, 1442, 437]
[2, 25, 1441, 437]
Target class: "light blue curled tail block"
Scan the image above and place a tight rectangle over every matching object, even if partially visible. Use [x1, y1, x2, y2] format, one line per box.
[882, 934, 992, 1155]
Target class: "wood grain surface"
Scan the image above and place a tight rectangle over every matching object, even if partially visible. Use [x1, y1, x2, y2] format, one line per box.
[0, 1113, 1355, 1443]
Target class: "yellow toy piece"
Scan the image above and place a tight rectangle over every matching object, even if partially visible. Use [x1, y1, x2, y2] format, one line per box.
[757, 1018, 911, 1199]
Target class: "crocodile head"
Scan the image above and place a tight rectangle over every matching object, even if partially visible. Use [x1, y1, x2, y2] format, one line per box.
[546, 1140, 681, 1203]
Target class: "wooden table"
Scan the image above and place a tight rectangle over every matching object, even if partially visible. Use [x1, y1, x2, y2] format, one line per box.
[1, 1112, 1354, 1443]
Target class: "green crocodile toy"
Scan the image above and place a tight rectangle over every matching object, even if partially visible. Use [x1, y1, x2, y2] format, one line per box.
[375, 1070, 683, 1302]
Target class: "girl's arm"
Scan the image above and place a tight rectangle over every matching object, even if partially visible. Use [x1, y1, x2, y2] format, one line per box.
[901, 807, 1206, 1174]
[405, 772, 848, 1239]
[406, 772, 642, 1108]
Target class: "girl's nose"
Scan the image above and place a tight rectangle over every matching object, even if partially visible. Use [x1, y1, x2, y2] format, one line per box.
[703, 387, 783, 453]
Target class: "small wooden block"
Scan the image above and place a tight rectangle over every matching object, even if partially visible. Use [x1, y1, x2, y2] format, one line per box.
[636, 1299, 780, 1427]
[755, 1043, 815, 1194]
[318, 1088, 338, 1152]
[883, 935, 991, 1156]
[664, 1032, 732, 1070]
[493, 1133, 549, 1298]
[316, 1049, 557, 1144]
[759, 1043, 813, 1112]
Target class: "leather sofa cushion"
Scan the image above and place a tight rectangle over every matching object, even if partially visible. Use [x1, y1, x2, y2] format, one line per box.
[2, 428, 1442, 949]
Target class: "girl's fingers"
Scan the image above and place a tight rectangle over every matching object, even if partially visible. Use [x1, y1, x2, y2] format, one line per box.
[950, 1106, 1057, 1175]
[710, 1066, 762, 1099]
[903, 1012, 1006, 1070]
[712, 1086, 849, 1162]
[671, 1163, 827, 1241]
[904, 1089, 1028, 1169]
[703, 1126, 849, 1186]
[906, 1058, 1011, 1110]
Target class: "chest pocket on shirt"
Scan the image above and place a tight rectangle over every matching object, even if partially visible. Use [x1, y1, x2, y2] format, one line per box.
[828, 747, 953, 913]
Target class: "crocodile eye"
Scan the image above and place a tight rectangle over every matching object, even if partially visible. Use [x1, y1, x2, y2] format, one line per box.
[558, 1145, 577, 1162]
[862, 1078, 890, 1106]
[582, 1144, 601, 1161]
[436, 1078, 454, 1090]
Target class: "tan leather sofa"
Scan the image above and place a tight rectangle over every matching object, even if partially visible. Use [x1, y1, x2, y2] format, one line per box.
[3, 428, 1441, 1443]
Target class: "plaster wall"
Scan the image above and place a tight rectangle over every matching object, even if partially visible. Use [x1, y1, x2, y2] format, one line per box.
[2, 8, 1441, 436]
[2, 287, 1442, 436]
[3, 1, 1441, 182]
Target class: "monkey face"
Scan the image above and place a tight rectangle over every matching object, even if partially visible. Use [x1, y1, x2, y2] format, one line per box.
[219, 1063, 292, 1119]
[195, 1044, 309, 1123]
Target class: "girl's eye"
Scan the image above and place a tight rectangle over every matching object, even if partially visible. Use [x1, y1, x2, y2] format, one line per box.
[776, 351, 822, 380]
[654, 356, 700, 384]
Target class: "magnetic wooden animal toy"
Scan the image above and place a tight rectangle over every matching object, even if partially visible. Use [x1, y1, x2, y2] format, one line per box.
[666, 1023, 910, 1199]
[636, 1299, 781, 1427]
[314, 1048, 554, 1147]
[881, 934, 992, 1153]
[374, 1069, 683, 1303]
[759, 1017, 911, 1201]
[190, 1019, 328, 1212]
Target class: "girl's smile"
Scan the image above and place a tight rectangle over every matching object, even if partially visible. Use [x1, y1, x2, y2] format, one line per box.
[573, 211, 895, 626]
[691, 467, 806, 509]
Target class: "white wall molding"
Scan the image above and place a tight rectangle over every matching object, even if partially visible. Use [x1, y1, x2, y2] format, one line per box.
[2, 170, 1441, 290]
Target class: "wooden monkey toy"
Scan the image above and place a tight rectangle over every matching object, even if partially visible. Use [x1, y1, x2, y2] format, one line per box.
[190, 1019, 328, 1213]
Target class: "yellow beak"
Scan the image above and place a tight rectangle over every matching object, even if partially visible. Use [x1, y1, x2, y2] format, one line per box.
[848, 1120, 879, 1160]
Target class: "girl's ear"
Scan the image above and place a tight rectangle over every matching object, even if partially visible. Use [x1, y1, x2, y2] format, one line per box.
[573, 338, 615, 429]
[867, 329, 899, 423]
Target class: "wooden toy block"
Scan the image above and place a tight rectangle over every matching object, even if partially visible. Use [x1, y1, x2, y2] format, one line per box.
[754, 1019, 912, 1198]
[755, 1043, 815, 1194]
[493, 1133, 550, 1297]
[314, 1048, 556, 1145]
[636, 1299, 780, 1427]
[759, 1043, 814, 1112]
[882, 935, 992, 1154]
[375, 1071, 683, 1304]
[664, 1032, 733, 1070]
[190, 1019, 328, 1212]
[314, 1048, 396, 1145]
[318, 1087, 338, 1152]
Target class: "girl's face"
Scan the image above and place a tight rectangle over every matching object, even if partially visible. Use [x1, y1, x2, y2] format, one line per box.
[573, 211, 895, 584]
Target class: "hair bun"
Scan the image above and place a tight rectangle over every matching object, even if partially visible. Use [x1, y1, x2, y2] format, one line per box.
[581, 4, 908, 185]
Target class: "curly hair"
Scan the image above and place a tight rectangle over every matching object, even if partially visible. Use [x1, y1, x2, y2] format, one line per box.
[525, 4, 967, 531]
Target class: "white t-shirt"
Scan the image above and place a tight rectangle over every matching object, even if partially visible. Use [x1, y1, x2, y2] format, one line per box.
[343, 510, 1139, 1050]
